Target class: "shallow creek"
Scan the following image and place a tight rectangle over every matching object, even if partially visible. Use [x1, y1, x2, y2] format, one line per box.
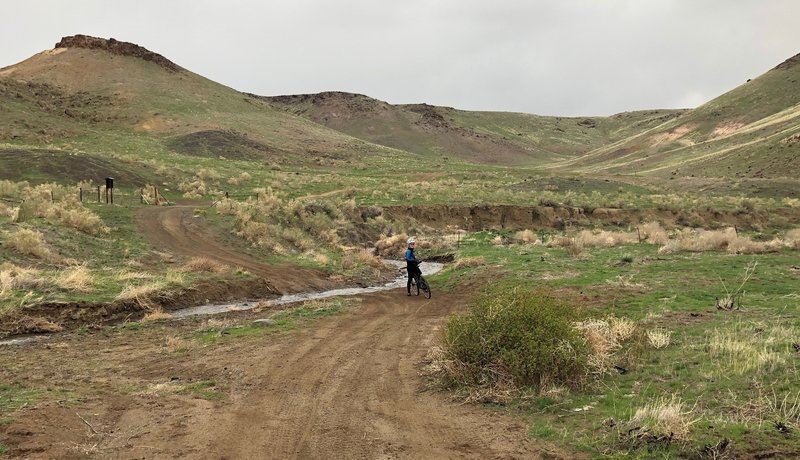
[0, 260, 443, 345]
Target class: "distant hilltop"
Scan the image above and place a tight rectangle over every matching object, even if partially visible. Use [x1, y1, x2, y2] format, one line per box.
[55, 34, 181, 72]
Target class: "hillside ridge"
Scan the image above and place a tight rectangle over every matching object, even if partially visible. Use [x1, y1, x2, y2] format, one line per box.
[55, 34, 180, 72]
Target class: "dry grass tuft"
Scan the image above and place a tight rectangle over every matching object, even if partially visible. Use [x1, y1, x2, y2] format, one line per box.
[453, 256, 487, 269]
[606, 275, 646, 290]
[708, 322, 790, 376]
[1, 264, 49, 297]
[0, 202, 13, 218]
[640, 221, 669, 245]
[180, 257, 230, 273]
[314, 253, 330, 266]
[55, 265, 94, 292]
[374, 233, 409, 258]
[357, 250, 387, 269]
[785, 228, 800, 250]
[165, 335, 187, 351]
[514, 229, 541, 244]
[576, 229, 637, 248]
[549, 235, 586, 257]
[5, 227, 53, 260]
[116, 281, 164, 306]
[646, 328, 672, 349]
[657, 227, 780, 254]
[143, 309, 171, 322]
[575, 316, 636, 374]
[627, 395, 697, 442]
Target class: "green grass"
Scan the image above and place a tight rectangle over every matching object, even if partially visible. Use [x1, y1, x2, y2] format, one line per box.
[195, 298, 354, 344]
[180, 380, 224, 400]
[0, 386, 39, 413]
[434, 232, 800, 457]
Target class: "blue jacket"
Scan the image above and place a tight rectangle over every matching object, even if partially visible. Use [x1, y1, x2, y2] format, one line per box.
[405, 248, 417, 263]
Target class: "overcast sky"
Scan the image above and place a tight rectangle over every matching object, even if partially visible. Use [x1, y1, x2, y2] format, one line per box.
[3, 0, 799, 116]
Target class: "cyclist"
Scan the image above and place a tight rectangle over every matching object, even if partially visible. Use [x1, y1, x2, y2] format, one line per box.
[405, 238, 421, 296]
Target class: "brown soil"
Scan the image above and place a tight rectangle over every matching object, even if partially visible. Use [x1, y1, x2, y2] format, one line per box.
[0, 277, 277, 338]
[0, 289, 567, 459]
[382, 204, 800, 231]
[136, 205, 334, 294]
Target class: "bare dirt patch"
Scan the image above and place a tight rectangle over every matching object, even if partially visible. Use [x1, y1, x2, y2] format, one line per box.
[0, 149, 149, 185]
[710, 121, 747, 138]
[166, 130, 280, 160]
[647, 123, 697, 147]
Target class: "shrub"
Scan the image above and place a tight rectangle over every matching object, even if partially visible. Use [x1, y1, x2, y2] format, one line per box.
[441, 288, 589, 392]
[374, 233, 409, 258]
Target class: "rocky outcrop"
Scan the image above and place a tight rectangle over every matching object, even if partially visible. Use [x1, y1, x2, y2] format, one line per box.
[55, 35, 181, 72]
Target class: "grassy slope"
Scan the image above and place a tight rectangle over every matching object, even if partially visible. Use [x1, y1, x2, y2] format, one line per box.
[264, 91, 686, 166]
[0, 47, 416, 184]
[434, 233, 800, 457]
[560, 53, 800, 179]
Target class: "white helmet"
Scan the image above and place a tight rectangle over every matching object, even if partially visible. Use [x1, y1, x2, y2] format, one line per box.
[407, 238, 415, 245]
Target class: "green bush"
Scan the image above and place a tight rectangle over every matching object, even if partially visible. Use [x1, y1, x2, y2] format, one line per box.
[442, 288, 588, 391]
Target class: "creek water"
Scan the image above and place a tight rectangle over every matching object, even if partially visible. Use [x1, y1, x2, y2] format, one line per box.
[170, 260, 443, 318]
[0, 260, 444, 345]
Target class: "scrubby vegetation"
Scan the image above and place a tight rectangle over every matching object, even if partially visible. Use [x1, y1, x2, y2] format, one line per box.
[437, 288, 590, 398]
[430, 226, 800, 457]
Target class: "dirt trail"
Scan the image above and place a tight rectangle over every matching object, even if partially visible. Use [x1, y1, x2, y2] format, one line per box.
[0, 290, 563, 459]
[136, 205, 333, 293]
[0, 205, 566, 457]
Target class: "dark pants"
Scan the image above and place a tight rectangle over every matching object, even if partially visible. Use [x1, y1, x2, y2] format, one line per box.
[407, 262, 420, 293]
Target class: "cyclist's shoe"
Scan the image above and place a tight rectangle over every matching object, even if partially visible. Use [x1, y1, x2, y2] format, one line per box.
[407, 292, 411, 296]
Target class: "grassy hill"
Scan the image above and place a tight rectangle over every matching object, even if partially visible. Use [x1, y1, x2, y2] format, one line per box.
[262, 91, 685, 166]
[0, 35, 413, 186]
[0, 35, 797, 196]
[559, 53, 800, 179]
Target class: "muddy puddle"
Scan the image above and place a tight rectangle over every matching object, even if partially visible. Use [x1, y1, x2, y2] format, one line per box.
[170, 260, 443, 318]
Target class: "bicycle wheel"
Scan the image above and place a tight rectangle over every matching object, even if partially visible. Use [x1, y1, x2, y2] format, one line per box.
[413, 276, 420, 296]
[419, 276, 431, 299]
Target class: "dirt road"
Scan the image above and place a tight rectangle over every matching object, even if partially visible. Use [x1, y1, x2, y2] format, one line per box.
[1, 205, 566, 458]
[136, 205, 334, 293]
[0, 289, 564, 459]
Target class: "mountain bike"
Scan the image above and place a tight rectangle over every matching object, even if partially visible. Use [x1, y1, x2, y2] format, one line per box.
[406, 262, 432, 299]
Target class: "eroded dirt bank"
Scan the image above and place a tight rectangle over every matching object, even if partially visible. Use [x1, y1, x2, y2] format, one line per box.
[0, 289, 568, 459]
[382, 204, 800, 231]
